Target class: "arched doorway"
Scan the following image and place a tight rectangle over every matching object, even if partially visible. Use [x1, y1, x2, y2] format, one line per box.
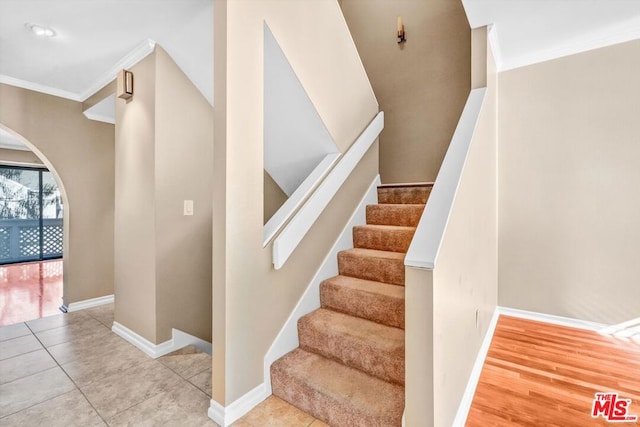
[0, 125, 69, 325]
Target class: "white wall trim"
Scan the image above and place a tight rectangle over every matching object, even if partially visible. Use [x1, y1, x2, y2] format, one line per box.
[264, 174, 380, 395]
[452, 307, 500, 427]
[65, 294, 114, 312]
[263, 153, 340, 246]
[273, 112, 383, 269]
[497, 306, 607, 331]
[405, 89, 486, 270]
[208, 383, 268, 427]
[82, 112, 115, 124]
[112, 322, 212, 358]
[79, 39, 156, 101]
[0, 74, 82, 102]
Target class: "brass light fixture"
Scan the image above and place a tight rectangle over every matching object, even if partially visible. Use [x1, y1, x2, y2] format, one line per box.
[397, 16, 406, 43]
[117, 69, 134, 100]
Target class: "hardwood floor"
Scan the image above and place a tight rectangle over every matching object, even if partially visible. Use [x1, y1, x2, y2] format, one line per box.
[466, 315, 640, 426]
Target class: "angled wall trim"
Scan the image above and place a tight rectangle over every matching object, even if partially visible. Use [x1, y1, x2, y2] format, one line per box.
[208, 383, 268, 427]
[0, 74, 82, 102]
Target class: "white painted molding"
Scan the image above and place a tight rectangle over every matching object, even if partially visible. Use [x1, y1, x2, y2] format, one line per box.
[273, 112, 384, 269]
[487, 25, 502, 71]
[82, 112, 115, 124]
[112, 322, 212, 358]
[208, 383, 268, 427]
[65, 294, 114, 312]
[452, 307, 500, 427]
[264, 153, 340, 246]
[405, 89, 486, 270]
[264, 174, 381, 394]
[79, 39, 156, 101]
[497, 307, 607, 332]
[0, 74, 82, 102]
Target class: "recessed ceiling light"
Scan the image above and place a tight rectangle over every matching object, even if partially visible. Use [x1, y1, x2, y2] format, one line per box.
[25, 23, 56, 38]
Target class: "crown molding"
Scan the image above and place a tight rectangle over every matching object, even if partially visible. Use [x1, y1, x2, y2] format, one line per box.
[79, 38, 156, 101]
[0, 74, 82, 101]
[82, 111, 115, 125]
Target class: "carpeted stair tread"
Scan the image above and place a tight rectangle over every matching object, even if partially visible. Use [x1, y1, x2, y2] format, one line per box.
[338, 248, 405, 286]
[366, 203, 425, 227]
[320, 275, 404, 328]
[353, 224, 415, 253]
[271, 348, 404, 427]
[298, 308, 404, 385]
[377, 185, 432, 204]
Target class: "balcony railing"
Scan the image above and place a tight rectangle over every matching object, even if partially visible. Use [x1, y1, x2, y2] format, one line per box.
[0, 218, 63, 263]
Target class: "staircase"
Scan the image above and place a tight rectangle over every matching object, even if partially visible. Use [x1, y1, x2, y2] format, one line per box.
[271, 183, 432, 426]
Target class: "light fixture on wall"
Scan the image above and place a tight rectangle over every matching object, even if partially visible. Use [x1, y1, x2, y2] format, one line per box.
[117, 69, 134, 101]
[397, 16, 406, 43]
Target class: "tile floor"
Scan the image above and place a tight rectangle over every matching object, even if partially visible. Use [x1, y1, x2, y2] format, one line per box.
[0, 303, 330, 426]
[0, 260, 63, 327]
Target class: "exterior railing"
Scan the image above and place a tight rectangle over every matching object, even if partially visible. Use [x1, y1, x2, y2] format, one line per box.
[0, 218, 63, 263]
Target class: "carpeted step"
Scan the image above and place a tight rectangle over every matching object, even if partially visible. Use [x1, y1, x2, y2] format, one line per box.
[366, 203, 425, 227]
[298, 308, 404, 385]
[271, 348, 404, 427]
[353, 224, 415, 253]
[377, 184, 433, 204]
[338, 248, 405, 286]
[320, 275, 404, 329]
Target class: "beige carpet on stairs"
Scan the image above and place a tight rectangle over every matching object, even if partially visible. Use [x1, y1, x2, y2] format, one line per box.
[271, 184, 432, 427]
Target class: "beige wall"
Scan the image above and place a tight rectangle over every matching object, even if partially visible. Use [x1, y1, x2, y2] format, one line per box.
[405, 32, 497, 426]
[498, 40, 640, 324]
[263, 170, 287, 224]
[0, 148, 43, 166]
[0, 84, 115, 305]
[115, 47, 213, 344]
[340, 0, 470, 183]
[213, 0, 378, 405]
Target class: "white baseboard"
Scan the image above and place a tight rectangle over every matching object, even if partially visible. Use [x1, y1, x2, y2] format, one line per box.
[497, 306, 607, 331]
[452, 307, 500, 427]
[262, 174, 381, 395]
[112, 321, 212, 358]
[64, 294, 114, 312]
[208, 383, 268, 427]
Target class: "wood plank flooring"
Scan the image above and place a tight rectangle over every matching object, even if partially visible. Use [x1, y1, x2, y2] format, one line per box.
[466, 315, 640, 426]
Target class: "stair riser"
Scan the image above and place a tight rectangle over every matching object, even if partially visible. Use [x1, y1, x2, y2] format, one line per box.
[298, 317, 404, 385]
[353, 226, 414, 253]
[377, 187, 431, 204]
[366, 204, 425, 227]
[320, 280, 405, 329]
[338, 252, 405, 286]
[271, 363, 402, 427]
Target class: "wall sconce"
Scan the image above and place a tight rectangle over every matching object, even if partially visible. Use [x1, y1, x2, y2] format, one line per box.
[117, 69, 134, 100]
[397, 16, 406, 43]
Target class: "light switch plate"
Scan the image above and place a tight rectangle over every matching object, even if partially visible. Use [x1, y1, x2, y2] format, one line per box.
[184, 200, 194, 216]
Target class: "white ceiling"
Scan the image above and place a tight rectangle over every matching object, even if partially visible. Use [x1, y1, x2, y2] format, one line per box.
[0, 0, 213, 104]
[0, 128, 29, 151]
[463, 0, 640, 71]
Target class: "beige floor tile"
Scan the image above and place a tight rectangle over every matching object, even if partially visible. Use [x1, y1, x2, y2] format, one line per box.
[0, 323, 30, 342]
[35, 316, 111, 348]
[26, 311, 89, 333]
[0, 389, 103, 427]
[188, 367, 212, 397]
[0, 348, 57, 385]
[0, 334, 42, 361]
[107, 380, 217, 427]
[47, 330, 135, 365]
[0, 367, 75, 418]
[60, 339, 149, 388]
[233, 396, 315, 427]
[158, 345, 212, 379]
[309, 420, 330, 427]
[83, 303, 114, 328]
[80, 359, 183, 419]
